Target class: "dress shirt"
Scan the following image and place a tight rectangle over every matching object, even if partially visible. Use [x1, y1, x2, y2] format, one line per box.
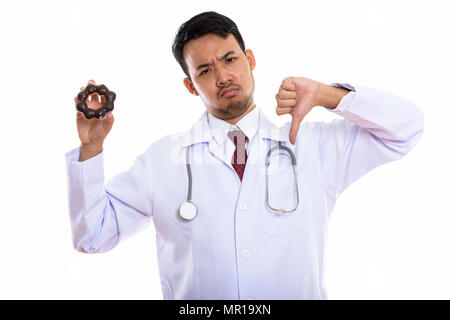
[207, 105, 258, 168]
[65, 83, 424, 299]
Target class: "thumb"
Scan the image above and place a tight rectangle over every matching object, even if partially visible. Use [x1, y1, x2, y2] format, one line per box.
[103, 112, 114, 130]
[289, 114, 303, 145]
[76, 111, 85, 120]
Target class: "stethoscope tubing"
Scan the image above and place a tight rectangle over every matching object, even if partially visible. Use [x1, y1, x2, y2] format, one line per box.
[179, 140, 300, 221]
[265, 141, 300, 214]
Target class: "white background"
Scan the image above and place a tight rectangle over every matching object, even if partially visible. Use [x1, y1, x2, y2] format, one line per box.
[0, 0, 448, 299]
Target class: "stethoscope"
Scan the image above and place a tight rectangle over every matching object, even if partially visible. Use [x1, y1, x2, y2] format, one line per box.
[178, 141, 300, 221]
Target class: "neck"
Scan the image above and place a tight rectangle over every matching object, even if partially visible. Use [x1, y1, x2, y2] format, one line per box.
[225, 101, 256, 125]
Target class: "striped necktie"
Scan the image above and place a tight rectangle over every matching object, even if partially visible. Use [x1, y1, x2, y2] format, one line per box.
[227, 129, 248, 181]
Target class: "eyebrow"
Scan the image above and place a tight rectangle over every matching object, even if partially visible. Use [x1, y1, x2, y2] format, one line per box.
[196, 51, 236, 71]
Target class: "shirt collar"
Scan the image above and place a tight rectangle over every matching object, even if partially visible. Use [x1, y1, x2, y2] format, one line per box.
[182, 106, 289, 148]
[207, 106, 259, 146]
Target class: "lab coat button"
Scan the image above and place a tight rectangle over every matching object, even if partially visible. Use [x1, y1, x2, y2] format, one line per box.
[242, 249, 250, 258]
[238, 201, 247, 210]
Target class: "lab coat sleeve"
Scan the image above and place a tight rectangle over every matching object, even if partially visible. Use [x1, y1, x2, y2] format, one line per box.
[65, 146, 153, 253]
[316, 83, 424, 198]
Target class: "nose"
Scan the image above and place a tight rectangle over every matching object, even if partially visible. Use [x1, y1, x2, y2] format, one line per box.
[215, 66, 232, 88]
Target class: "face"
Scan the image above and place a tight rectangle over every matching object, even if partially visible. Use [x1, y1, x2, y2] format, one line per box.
[183, 33, 256, 123]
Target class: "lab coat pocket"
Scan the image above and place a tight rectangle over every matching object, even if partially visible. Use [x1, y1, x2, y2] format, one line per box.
[262, 154, 305, 236]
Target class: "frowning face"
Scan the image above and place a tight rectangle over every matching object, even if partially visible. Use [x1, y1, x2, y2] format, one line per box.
[183, 33, 256, 123]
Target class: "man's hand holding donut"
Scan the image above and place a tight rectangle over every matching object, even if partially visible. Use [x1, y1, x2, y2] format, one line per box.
[74, 80, 114, 161]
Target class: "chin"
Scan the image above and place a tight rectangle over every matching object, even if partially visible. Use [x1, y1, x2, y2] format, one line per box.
[209, 93, 253, 119]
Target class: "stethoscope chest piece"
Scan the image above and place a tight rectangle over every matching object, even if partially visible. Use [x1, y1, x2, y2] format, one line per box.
[178, 201, 197, 221]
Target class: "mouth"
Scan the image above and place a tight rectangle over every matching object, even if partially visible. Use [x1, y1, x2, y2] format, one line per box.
[221, 87, 239, 98]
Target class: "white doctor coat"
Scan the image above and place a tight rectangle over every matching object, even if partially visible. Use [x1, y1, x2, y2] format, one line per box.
[65, 83, 424, 299]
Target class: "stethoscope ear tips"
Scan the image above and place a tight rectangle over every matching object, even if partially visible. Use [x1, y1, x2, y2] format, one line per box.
[178, 201, 198, 221]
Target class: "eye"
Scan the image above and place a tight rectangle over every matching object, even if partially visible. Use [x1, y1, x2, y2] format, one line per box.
[199, 68, 210, 76]
[226, 57, 236, 63]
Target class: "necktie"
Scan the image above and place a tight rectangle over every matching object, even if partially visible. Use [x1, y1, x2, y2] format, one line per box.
[227, 129, 248, 181]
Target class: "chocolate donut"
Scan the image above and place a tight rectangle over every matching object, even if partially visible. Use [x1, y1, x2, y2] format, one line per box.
[76, 84, 116, 119]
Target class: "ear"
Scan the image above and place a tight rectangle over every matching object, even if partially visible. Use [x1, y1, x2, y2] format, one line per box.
[183, 77, 199, 96]
[245, 49, 256, 71]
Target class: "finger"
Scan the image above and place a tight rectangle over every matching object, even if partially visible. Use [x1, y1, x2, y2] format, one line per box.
[276, 97, 297, 108]
[289, 114, 303, 145]
[278, 89, 296, 100]
[275, 93, 296, 107]
[88, 92, 100, 102]
[85, 93, 100, 104]
[76, 111, 84, 119]
[102, 112, 114, 130]
[79, 79, 96, 92]
[281, 77, 296, 91]
[276, 106, 293, 115]
[105, 111, 114, 121]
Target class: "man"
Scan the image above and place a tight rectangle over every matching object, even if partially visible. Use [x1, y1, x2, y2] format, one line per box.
[66, 11, 424, 299]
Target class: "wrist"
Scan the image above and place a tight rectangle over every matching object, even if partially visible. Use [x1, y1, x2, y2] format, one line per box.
[80, 143, 103, 161]
[315, 83, 350, 110]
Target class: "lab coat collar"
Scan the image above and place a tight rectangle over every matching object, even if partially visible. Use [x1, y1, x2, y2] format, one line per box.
[182, 107, 289, 148]
[182, 111, 213, 148]
[257, 109, 290, 143]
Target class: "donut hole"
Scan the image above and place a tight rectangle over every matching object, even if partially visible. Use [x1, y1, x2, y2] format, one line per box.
[87, 93, 106, 108]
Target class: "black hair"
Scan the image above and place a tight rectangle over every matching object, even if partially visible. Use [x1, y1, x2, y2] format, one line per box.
[172, 11, 246, 79]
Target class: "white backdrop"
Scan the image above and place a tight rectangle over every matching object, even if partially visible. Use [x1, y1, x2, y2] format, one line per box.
[0, 0, 448, 299]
